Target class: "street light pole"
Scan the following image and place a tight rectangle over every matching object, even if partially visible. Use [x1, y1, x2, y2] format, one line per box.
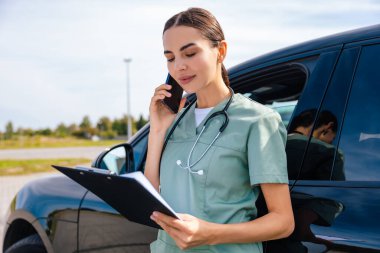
[124, 58, 132, 140]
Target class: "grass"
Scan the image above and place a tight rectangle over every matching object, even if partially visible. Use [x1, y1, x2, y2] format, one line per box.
[0, 158, 92, 176]
[0, 136, 122, 150]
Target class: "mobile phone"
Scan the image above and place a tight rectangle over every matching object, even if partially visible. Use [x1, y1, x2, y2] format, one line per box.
[162, 74, 184, 113]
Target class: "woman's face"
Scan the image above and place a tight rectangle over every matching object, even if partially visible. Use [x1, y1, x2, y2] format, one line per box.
[163, 26, 221, 94]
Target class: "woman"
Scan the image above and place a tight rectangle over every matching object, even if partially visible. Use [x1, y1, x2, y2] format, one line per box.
[145, 7, 294, 253]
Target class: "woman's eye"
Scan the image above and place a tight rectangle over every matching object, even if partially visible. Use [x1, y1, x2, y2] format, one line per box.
[186, 53, 196, 57]
[167, 58, 174, 62]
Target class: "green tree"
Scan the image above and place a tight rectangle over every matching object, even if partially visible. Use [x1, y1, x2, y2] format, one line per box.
[80, 116, 92, 129]
[68, 123, 78, 135]
[97, 116, 116, 139]
[37, 128, 52, 136]
[97, 116, 112, 132]
[4, 121, 14, 140]
[135, 114, 148, 130]
[111, 115, 135, 136]
[16, 127, 34, 136]
[75, 116, 97, 138]
[55, 123, 70, 137]
[112, 117, 126, 136]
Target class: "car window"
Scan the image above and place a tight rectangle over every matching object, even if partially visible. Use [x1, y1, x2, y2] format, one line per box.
[131, 134, 148, 172]
[242, 91, 297, 128]
[235, 60, 314, 182]
[266, 101, 297, 128]
[238, 64, 307, 106]
[290, 47, 360, 181]
[334, 43, 380, 181]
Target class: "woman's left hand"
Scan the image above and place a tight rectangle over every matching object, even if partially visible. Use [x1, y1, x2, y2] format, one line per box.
[151, 211, 214, 250]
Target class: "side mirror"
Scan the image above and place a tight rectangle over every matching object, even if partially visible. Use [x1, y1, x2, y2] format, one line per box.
[92, 143, 134, 175]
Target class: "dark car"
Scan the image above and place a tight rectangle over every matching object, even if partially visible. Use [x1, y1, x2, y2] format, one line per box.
[3, 24, 380, 253]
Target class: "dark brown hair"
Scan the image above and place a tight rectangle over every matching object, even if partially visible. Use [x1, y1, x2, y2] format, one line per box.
[163, 7, 230, 86]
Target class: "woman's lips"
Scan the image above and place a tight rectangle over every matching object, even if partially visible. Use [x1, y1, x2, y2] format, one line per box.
[178, 75, 195, 85]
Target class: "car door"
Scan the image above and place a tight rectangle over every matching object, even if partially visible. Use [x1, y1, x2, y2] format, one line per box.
[233, 47, 344, 253]
[284, 41, 380, 252]
[77, 131, 157, 253]
[75, 43, 343, 253]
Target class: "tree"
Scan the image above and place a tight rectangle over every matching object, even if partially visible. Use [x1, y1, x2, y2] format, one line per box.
[68, 123, 78, 135]
[112, 118, 125, 136]
[74, 116, 96, 139]
[37, 128, 52, 136]
[136, 114, 148, 130]
[97, 116, 116, 139]
[4, 121, 14, 140]
[97, 116, 112, 132]
[79, 116, 92, 129]
[55, 123, 70, 137]
[16, 127, 34, 136]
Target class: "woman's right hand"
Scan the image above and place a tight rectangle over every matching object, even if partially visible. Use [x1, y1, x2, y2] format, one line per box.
[149, 84, 186, 133]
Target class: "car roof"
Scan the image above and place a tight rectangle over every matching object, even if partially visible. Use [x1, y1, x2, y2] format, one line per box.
[228, 24, 380, 78]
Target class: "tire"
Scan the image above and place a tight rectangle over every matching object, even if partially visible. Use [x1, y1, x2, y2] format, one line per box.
[4, 234, 47, 253]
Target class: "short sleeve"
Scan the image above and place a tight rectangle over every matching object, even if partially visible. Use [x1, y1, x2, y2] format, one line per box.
[247, 111, 288, 186]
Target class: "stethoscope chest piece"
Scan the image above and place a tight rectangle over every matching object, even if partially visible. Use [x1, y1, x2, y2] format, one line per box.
[172, 88, 234, 176]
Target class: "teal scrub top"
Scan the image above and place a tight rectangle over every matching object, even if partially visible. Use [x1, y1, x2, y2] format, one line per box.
[150, 93, 288, 253]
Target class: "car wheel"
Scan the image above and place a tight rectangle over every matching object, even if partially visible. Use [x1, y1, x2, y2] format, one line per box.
[4, 234, 47, 253]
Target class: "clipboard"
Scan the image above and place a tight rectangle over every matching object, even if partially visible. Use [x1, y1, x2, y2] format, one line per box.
[52, 165, 179, 229]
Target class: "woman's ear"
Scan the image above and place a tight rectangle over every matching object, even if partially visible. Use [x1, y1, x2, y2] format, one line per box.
[218, 40, 227, 63]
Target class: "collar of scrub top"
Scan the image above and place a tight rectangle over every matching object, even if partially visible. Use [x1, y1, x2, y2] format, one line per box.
[159, 87, 234, 176]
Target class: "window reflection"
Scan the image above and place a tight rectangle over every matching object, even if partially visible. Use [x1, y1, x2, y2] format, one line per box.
[267, 192, 344, 252]
[100, 146, 127, 175]
[132, 135, 148, 172]
[334, 44, 380, 181]
[286, 109, 345, 181]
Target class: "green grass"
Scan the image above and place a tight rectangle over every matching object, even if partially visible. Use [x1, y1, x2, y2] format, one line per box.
[0, 136, 122, 149]
[0, 158, 92, 176]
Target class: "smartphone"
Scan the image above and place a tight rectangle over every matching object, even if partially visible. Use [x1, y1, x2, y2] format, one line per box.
[162, 74, 184, 113]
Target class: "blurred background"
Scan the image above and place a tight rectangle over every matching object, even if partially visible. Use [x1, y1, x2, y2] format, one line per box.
[0, 0, 379, 176]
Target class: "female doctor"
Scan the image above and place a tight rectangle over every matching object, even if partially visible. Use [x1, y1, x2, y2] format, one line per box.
[145, 7, 294, 253]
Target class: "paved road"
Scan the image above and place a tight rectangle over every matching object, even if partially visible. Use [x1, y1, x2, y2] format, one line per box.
[0, 146, 108, 160]
[0, 172, 59, 250]
[0, 146, 109, 250]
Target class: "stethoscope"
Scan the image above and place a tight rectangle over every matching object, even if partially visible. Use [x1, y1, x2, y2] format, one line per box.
[160, 87, 234, 176]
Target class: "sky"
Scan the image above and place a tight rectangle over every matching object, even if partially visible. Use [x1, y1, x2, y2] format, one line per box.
[0, 0, 379, 132]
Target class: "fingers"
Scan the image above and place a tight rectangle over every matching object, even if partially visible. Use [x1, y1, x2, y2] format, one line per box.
[151, 212, 212, 250]
[178, 97, 187, 112]
[154, 84, 172, 96]
[151, 211, 182, 228]
[150, 85, 172, 115]
[151, 212, 194, 250]
[154, 87, 172, 96]
[151, 84, 172, 102]
[155, 221, 191, 250]
[155, 83, 172, 91]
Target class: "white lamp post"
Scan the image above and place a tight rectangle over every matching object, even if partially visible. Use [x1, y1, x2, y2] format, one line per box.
[124, 58, 132, 140]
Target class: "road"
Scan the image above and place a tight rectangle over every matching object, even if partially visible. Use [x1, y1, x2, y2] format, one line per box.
[0, 146, 109, 250]
[0, 146, 108, 160]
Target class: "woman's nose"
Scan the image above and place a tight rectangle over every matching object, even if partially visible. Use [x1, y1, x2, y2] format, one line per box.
[174, 59, 187, 71]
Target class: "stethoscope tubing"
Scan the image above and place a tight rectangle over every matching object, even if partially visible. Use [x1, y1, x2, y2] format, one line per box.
[159, 87, 234, 176]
